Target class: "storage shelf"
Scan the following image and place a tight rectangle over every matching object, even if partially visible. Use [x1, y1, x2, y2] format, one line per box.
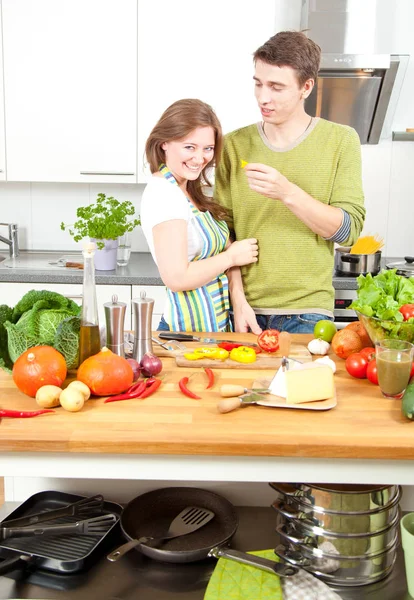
[392, 131, 414, 141]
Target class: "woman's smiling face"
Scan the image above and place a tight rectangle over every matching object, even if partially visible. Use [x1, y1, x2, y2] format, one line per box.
[162, 126, 215, 188]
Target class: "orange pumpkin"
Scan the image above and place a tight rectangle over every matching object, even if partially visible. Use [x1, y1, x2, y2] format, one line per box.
[77, 347, 133, 396]
[13, 346, 67, 398]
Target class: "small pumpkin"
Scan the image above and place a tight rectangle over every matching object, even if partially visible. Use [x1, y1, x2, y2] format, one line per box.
[77, 347, 133, 396]
[13, 346, 67, 398]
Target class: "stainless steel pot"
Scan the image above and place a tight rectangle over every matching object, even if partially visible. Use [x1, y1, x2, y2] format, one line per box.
[270, 482, 400, 514]
[272, 489, 401, 535]
[275, 540, 398, 586]
[276, 514, 399, 558]
[334, 247, 381, 276]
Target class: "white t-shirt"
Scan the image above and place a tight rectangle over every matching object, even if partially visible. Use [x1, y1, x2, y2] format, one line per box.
[140, 176, 203, 264]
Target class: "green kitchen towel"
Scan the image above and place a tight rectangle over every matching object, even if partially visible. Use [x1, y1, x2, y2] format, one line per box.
[204, 549, 282, 600]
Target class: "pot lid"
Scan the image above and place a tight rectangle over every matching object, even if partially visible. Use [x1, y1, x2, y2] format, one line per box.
[385, 256, 414, 277]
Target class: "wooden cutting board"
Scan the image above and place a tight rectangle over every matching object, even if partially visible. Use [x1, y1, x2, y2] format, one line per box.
[175, 344, 312, 369]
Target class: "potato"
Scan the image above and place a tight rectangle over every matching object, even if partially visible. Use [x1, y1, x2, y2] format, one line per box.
[35, 385, 62, 408]
[67, 380, 91, 400]
[59, 388, 85, 412]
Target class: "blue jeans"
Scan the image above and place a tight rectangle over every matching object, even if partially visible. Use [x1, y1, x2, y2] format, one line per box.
[255, 313, 333, 334]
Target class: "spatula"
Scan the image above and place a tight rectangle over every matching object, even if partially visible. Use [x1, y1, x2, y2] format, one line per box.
[107, 506, 215, 561]
[0, 513, 117, 541]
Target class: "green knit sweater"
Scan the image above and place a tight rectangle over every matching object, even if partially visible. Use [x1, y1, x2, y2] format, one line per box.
[214, 118, 366, 315]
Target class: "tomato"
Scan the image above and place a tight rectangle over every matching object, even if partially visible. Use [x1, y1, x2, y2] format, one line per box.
[345, 352, 368, 379]
[313, 320, 337, 343]
[367, 359, 379, 385]
[399, 304, 414, 321]
[257, 329, 280, 353]
[360, 347, 376, 362]
[410, 361, 414, 378]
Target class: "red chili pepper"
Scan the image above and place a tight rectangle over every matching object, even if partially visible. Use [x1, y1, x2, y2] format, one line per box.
[0, 409, 54, 418]
[138, 378, 162, 399]
[104, 380, 147, 403]
[204, 367, 214, 389]
[179, 377, 201, 400]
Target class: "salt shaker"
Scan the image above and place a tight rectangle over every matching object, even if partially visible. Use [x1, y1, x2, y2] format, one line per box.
[104, 294, 127, 357]
[132, 291, 154, 363]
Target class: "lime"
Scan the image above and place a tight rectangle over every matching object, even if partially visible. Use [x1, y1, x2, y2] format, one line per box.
[314, 320, 337, 343]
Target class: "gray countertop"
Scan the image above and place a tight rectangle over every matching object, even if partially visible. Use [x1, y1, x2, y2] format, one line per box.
[0, 251, 163, 286]
[0, 503, 409, 600]
[0, 251, 404, 291]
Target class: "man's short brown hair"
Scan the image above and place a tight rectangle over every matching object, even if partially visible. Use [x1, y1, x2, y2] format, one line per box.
[253, 31, 321, 86]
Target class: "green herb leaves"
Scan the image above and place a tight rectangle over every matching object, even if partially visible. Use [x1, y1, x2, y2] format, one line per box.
[61, 193, 140, 248]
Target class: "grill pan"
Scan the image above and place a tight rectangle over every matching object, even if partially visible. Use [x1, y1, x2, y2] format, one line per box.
[0, 491, 122, 577]
[117, 487, 238, 563]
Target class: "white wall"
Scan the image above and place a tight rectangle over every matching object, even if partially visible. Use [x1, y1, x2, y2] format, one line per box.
[1, 0, 414, 258]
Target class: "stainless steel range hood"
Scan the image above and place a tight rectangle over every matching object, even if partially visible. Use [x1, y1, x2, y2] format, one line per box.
[301, 0, 407, 144]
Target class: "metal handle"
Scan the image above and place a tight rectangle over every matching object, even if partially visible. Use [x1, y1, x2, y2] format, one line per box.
[341, 255, 360, 264]
[274, 544, 312, 567]
[276, 523, 317, 547]
[272, 498, 311, 522]
[80, 171, 135, 176]
[209, 546, 298, 577]
[269, 482, 305, 498]
[107, 536, 151, 561]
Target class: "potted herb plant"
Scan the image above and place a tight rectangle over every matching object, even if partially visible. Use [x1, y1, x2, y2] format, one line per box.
[61, 193, 140, 270]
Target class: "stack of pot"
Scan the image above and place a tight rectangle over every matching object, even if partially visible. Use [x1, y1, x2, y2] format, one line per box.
[271, 482, 401, 587]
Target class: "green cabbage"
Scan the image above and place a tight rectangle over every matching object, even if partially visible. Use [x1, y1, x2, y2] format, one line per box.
[3, 289, 81, 367]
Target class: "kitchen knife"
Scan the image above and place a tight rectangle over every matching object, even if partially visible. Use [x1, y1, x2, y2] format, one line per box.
[158, 332, 259, 347]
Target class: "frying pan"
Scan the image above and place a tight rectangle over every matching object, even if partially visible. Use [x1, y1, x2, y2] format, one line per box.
[116, 487, 238, 563]
[114, 486, 299, 577]
[0, 490, 122, 577]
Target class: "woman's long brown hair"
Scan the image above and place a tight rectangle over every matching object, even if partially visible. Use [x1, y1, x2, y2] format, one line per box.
[145, 99, 228, 221]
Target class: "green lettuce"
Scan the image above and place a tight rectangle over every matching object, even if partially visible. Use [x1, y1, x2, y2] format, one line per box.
[350, 270, 414, 321]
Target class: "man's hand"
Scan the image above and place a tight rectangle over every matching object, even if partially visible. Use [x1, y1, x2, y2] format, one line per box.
[244, 162, 295, 202]
[233, 300, 262, 335]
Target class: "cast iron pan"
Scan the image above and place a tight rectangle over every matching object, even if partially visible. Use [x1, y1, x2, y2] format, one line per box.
[0, 491, 122, 576]
[117, 487, 238, 563]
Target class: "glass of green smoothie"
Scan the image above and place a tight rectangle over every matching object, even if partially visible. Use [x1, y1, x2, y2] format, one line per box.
[376, 339, 414, 399]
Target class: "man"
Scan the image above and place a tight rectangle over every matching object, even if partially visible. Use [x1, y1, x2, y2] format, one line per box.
[214, 31, 365, 334]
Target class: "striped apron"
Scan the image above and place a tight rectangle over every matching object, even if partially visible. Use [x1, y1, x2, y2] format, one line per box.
[160, 165, 231, 332]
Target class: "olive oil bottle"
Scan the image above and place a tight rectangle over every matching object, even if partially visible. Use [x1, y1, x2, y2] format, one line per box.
[79, 242, 101, 365]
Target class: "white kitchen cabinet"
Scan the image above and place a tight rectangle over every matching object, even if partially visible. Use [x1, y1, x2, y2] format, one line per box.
[132, 285, 166, 331]
[0, 1, 6, 182]
[137, 0, 276, 181]
[0, 283, 132, 330]
[2, 0, 137, 183]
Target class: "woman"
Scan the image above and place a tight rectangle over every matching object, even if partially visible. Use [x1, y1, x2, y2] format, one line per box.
[141, 98, 258, 332]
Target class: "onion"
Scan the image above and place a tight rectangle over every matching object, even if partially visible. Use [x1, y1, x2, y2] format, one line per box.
[140, 353, 163, 377]
[126, 358, 142, 382]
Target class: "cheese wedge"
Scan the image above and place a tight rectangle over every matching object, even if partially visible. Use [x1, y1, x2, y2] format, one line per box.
[285, 363, 334, 404]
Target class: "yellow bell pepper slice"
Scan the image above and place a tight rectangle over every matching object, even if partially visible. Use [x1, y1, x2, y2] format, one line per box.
[229, 346, 257, 364]
[184, 352, 202, 360]
[240, 159, 248, 168]
[192, 347, 230, 360]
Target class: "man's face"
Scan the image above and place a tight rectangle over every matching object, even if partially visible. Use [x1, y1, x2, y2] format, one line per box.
[253, 60, 313, 125]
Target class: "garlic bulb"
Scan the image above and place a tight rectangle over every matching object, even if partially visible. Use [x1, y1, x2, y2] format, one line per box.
[315, 356, 337, 373]
[307, 338, 330, 355]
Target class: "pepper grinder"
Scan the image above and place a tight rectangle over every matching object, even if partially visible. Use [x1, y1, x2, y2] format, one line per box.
[132, 291, 154, 363]
[104, 294, 127, 357]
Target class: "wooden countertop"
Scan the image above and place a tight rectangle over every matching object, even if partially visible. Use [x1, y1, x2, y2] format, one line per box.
[0, 333, 412, 460]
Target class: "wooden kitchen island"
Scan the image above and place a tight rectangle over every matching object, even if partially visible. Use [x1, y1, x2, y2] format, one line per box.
[0, 333, 413, 486]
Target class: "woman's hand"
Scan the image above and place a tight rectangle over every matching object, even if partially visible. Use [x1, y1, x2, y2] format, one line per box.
[226, 238, 258, 267]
